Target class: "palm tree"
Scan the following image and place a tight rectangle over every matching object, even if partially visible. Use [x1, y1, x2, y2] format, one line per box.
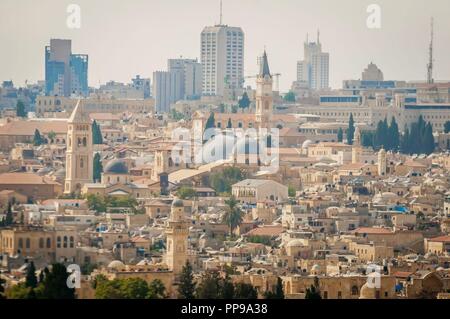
[223, 196, 243, 237]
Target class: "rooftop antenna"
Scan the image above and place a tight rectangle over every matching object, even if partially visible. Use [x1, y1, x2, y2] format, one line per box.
[306, 33, 309, 44]
[427, 17, 434, 84]
[317, 29, 320, 44]
[219, 0, 223, 25]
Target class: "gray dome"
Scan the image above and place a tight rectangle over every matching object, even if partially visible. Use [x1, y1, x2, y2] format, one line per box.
[104, 159, 129, 174]
[172, 199, 184, 207]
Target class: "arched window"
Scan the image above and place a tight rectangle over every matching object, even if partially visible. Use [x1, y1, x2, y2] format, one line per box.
[80, 158, 84, 168]
[18, 238, 23, 249]
[351, 285, 358, 295]
[69, 236, 74, 248]
[26, 238, 30, 249]
[57, 236, 61, 248]
[46, 238, 51, 248]
[63, 236, 68, 248]
[39, 238, 44, 249]
[83, 137, 87, 146]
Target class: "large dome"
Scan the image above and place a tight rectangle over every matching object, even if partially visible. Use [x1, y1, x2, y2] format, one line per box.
[104, 159, 129, 174]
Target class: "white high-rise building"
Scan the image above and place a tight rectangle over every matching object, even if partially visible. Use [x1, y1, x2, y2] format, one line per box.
[168, 58, 202, 100]
[296, 32, 329, 90]
[200, 25, 244, 97]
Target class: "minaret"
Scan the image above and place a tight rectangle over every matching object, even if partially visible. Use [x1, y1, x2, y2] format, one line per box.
[64, 100, 93, 194]
[378, 147, 387, 176]
[255, 50, 273, 131]
[165, 199, 189, 274]
[352, 126, 362, 164]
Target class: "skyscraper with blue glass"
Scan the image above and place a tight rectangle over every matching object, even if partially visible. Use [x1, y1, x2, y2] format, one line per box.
[45, 39, 88, 97]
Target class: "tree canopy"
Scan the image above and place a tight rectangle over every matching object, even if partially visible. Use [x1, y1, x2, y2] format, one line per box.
[238, 92, 251, 108]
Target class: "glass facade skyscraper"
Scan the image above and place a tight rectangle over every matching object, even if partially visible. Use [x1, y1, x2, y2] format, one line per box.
[45, 39, 88, 97]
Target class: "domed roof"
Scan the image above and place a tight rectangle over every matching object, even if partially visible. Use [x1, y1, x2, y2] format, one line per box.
[286, 239, 304, 248]
[107, 260, 125, 270]
[359, 282, 376, 299]
[172, 198, 184, 207]
[104, 159, 128, 174]
[302, 140, 313, 149]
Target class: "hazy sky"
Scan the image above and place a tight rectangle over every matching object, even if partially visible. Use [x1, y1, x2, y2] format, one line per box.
[1, 0, 450, 91]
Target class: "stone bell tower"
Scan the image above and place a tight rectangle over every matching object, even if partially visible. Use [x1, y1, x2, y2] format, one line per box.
[64, 100, 93, 194]
[165, 198, 189, 274]
[255, 50, 273, 131]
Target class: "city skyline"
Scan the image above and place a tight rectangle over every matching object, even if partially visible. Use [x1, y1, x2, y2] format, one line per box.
[1, 0, 450, 91]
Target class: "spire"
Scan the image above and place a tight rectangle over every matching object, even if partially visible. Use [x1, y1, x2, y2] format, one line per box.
[68, 99, 90, 123]
[260, 50, 271, 78]
[219, 0, 223, 25]
[427, 17, 434, 84]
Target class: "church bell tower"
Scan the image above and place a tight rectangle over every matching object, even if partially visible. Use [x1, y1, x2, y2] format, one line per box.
[64, 100, 93, 194]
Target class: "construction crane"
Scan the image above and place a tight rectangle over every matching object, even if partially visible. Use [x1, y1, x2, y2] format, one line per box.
[243, 73, 282, 92]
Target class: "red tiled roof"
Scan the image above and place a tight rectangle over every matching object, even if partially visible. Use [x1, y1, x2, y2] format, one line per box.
[428, 235, 450, 243]
[244, 225, 284, 237]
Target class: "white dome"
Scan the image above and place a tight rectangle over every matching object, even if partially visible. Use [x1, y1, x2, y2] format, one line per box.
[107, 260, 125, 270]
[302, 140, 313, 149]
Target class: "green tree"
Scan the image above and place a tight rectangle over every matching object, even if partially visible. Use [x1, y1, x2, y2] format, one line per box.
[39, 263, 75, 299]
[16, 100, 26, 117]
[209, 167, 245, 194]
[147, 279, 166, 299]
[361, 131, 374, 147]
[337, 127, 343, 142]
[347, 113, 355, 145]
[196, 271, 221, 299]
[288, 185, 296, 197]
[177, 186, 197, 200]
[238, 92, 251, 108]
[227, 118, 232, 129]
[205, 112, 216, 130]
[47, 131, 57, 143]
[121, 278, 149, 299]
[283, 91, 296, 102]
[233, 282, 257, 299]
[92, 120, 103, 144]
[223, 196, 243, 237]
[33, 129, 44, 146]
[6, 283, 32, 299]
[178, 261, 196, 299]
[444, 121, 450, 134]
[264, 277, 284, 299]
[86, 194, 107, 213]
[388, 117, 400, 151]
[219, 275, 235, 299]
[5, 203, 14, 226]
[305, 277, 321, 299]
[25, 261, 38, 289]
[93, 153, 103, 182]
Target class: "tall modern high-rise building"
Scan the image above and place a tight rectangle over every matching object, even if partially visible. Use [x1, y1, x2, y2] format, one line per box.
[200, 25, 244, 97]
[153, 71, 173, 113]
[296, 32, 329, 90]
[153, 58, 202, 113]
[45, 39, 88, 97]
[168, 58, 202, 101]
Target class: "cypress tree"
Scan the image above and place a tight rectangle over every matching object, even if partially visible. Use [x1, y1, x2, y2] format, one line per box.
[178, 261, 196, 299]
[337, 127, 343, 142]
[347, 113, 355, 145]
[5, 203, 13, 226]
[33, 129, 43, 146]
[388, 117, 400, 151]
[16, 100, 26, 117]
[25, 261, 38, 288]
[93, 153, 103, 182]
